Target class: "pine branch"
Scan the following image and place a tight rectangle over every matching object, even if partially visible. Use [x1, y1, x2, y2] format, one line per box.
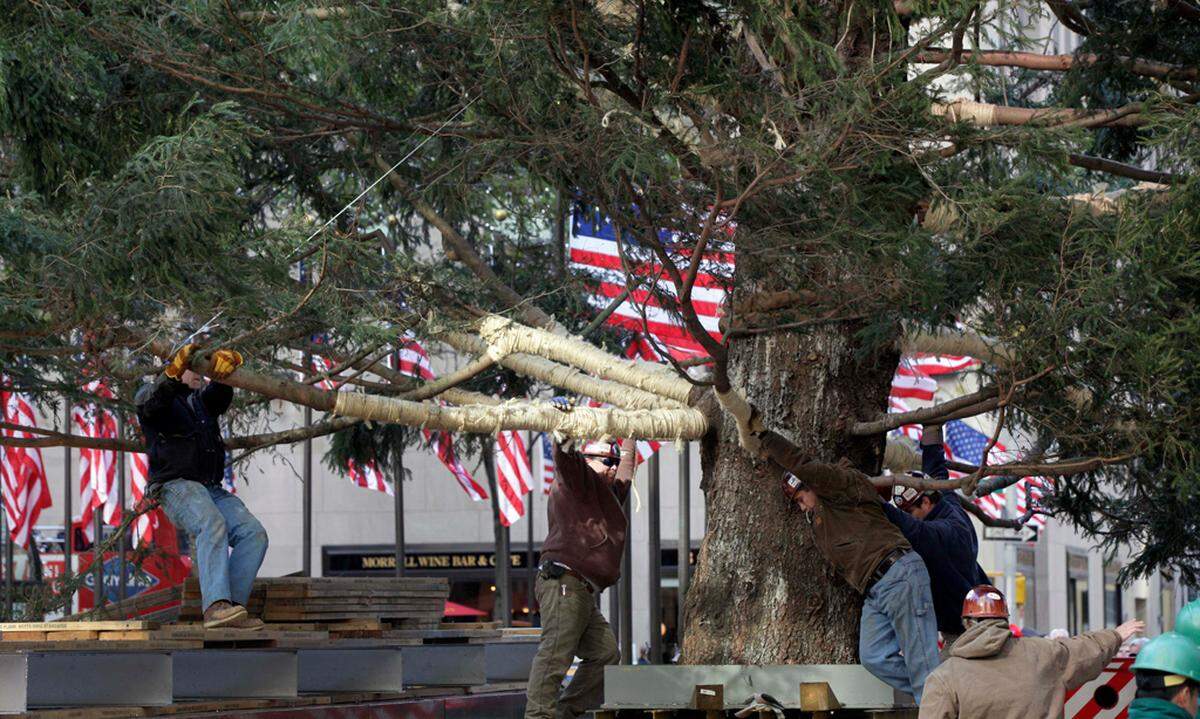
[1068, 154, 1182, 185]
[914, 49, 1199, 82]
[850, 387, 1000, 435]
[954, 494, 1040, 529]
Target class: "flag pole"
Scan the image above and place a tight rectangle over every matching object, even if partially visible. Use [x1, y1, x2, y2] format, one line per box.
[677, 442, 691, 648]
[525, 432, 535, 621]
[62, 404, 73, 613]
[116, 417, 127, 606]
[302, 402, 313, 577]
[648, 452, 661, 664]
[483, 448, 511, 627]
[93, 504, 103, 609]
[393, 448, 405, 578]
[2, 512, 11, 618]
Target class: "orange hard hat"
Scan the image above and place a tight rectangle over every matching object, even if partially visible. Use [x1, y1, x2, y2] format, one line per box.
[963, 585, 1009, 619]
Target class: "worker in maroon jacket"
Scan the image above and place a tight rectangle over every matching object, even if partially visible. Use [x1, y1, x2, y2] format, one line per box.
[525, 398, 637, 719]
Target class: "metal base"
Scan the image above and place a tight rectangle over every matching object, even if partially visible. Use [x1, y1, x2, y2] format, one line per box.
[298, 648, 403, 692]
[604, 664, 914, 710]
[173, 649, 298, 699]
[401, 644, 485, 686]
[484, 641, 539, 682]
[0, 651, 172, 713]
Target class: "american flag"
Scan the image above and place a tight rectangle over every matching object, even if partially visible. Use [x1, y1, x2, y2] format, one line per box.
[539, 433, 555, 494]
[221, 454, 238, 495]
[73, 381, 122, 541]
[0, 383, 53, 548]
[308, 353, 396, 497]
[887, 361, 1048, 528]
[569, 204, 732, 360]
[347, 457, 393, 496]
[128, 451, 158, 548]
[393, 336, 490, 501]
[493, 430, 532, 526]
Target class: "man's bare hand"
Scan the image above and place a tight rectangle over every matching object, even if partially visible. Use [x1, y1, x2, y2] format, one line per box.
[1116, 619, 1145, 642]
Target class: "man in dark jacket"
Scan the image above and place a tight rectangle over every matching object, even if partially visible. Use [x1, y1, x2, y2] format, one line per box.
[135, 343, 266, 630]
[883, 424, 989, 650]
[524, 410, 636, 719]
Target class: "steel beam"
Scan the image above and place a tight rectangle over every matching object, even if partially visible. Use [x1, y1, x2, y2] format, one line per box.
[297, 648, 403, 693]
[484, 641, 539, 682]
[401, 644, 485, 686]
[172, 650, 297, 699]
[603, 664, 914, 710]
[0, 651, 172, 713]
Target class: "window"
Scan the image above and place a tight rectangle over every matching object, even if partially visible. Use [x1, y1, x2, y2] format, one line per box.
[1104, 563, 1123, 626]
[1067, 551, 1090, 635]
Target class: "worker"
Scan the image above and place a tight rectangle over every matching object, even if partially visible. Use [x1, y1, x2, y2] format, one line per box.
[1128, 632, 1200, 718]
[919, 585, 1145, 718]
[1178, 599, 1200, 647]
[883, 424, 989, 651]
[770, 433, 940, 703]
[525, 396, 637, 719]
[136, 342, 267, 630]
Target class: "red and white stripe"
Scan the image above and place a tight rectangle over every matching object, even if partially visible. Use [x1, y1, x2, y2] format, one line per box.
[905, 353, 980, 376]
[493, 431, 532, 526]
[569, 205, 732, 360]
[129, 452, 156, 547]
[73, 381, 121, 540]
[0, 384, 53, 548]
[347, 458, 393, 496]
[1063, 657, 1135, 718]
[392, 337, 490, 501]
[539, 433, 556, 495]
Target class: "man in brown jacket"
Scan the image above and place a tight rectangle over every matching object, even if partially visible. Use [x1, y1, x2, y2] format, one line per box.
[524, 426, 637, 719]
[767, 430, 941, 704]
[919, 585, 1144, 718]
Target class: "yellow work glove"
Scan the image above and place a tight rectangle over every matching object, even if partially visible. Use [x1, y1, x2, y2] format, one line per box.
[209, 349, 244, 380]
[164, 343, 197, 380]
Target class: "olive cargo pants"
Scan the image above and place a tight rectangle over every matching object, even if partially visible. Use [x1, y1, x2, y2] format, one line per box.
[524, 573, 619, 719]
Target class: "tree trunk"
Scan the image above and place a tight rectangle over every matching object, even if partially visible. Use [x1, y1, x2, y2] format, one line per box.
[682, 325, 897, 663]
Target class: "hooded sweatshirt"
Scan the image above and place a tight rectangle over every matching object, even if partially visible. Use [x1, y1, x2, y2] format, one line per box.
[919, 618, 1122, 719]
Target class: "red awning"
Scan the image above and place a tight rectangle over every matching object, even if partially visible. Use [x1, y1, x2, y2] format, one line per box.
[443, 601, 488, 617]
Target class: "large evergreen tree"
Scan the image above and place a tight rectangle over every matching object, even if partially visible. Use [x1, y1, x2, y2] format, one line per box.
[1, 0, 1197, 657]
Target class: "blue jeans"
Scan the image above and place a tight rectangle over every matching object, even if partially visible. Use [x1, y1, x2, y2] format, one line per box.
[157, 479, 268, 610]
[859, 550, 940, 704]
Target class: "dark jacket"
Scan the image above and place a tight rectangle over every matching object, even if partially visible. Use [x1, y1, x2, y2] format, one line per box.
[134, 376, 233, 487]
[539, 445, 631, 590]
[763, 431, 910, 594]
[883, 443, 989, 634]
[1128, 698, 1195, 719]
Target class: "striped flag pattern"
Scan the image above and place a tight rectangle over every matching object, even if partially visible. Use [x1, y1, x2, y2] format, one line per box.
[493, 431, 532, 526]
[308, 353, 394, 497]
[887, 358, 1048, 528]
[539, 433, 556, 494]
[72, 381, 122, 541]
[393, 336, 489, 501]
[129, 452, 157, 547]
[0, 384, 53, 548]
[569, 204, 732, 359]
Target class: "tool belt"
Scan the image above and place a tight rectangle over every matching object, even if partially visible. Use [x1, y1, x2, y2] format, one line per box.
[538, 560, 595, 593]
[864, 547, 909, 594]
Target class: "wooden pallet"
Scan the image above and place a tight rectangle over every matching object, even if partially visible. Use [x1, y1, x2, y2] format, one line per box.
[0, 621, 329, 648]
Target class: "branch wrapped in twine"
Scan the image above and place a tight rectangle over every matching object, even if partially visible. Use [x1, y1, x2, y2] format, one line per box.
[332, 392, 707, 441]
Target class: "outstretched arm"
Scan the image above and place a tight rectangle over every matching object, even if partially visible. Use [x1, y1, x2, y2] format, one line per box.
[921, 424, 949, 480]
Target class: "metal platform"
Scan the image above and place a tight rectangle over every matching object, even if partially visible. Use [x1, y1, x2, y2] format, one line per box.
[0, 651, 173, 713]
[298, 648, 404, 693]
[173, 649, 298, 699]
[484, 641, 539, 682]
[603, 664, 914, 710]
[401, 644, 486, 685]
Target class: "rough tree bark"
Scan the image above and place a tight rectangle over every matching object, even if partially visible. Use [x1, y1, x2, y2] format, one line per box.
[682, 323, 897, 663]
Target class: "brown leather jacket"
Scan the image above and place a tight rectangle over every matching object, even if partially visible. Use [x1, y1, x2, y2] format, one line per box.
[539, 444, 633, 590]
[763, 431, 910, 594]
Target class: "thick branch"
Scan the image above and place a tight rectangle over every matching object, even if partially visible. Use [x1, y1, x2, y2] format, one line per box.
[915, 48, 1199, 82]
[236, 7, 352, 22]
[467, 315, 695, 403]
[441, 332, 683, 410]
[954, 494, 1039, 529]
[851, 387, 1000, 435]
[1068, 154, 1181, 185]
[932, 99, 1146, 127]
[901, 327, 1014, 368]
[398, 355, 495, 402]
[374, 156, 559, 332]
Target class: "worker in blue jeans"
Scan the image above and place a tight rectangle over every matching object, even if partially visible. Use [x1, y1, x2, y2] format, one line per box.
[716, 388, 940, 703]
[136, 343, 268, 629]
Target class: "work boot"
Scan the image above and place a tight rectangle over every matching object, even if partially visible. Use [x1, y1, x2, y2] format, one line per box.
[224, 614, 265, 631]
[203, 600, 248, 629]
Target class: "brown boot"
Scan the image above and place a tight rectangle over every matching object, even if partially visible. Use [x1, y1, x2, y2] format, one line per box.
[224, 614, 265, 631]
[203, 600, 248, 629]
